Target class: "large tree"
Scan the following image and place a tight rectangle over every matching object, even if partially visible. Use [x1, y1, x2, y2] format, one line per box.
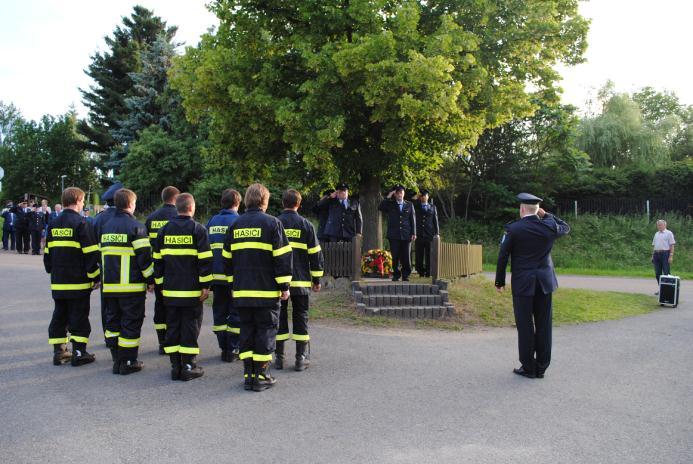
[171, 0, 588, 249]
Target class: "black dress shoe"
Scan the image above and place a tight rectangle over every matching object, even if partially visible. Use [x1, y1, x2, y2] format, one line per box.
[513, 367, 536, 379]
[536, 370, 545, 379]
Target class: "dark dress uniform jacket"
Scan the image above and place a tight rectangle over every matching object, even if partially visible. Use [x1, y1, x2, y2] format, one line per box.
[379, 199, 416, 241]
[277, 210, 325, 296]
[414, 202, 439, 240]
[99, 210, 154, 297]
[206, 209, 240, 286]
[318, 197, 363, 239]
[495, 214, 570, 297]
[222, 207, 293, 307]
[44, 209, 100, 298]
[152, 216, 213, 306]
[93, 207, 116, 239]
[29, 210, 47, 231]
[145, 204, 178, 240]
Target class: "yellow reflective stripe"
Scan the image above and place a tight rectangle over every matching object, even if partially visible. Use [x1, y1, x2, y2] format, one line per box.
[252, 353, 273, 362]
[275, 275, 292, 284]
[120, 255, 130, 287]
[210, 243, 224, 249]
[226, 326, 240, 334]
[276, 333, 290, 341]
[290, 281, 311, 288]
[149, 232, 158, 239]
[273, 245, 292, 257]
[199, 274, 213, 283]
[132, 238, 150, 249]
[239, 350, 253, 360]
[308, 245, 322, 254]
[179, 346, 200, 354]
[141, 264, 154, 278]
[103, 283, 146, 293]
[160, 248, 197, 256]
[222, 249, 232, 259]
[292, 334, 310, 342]
[310, 270, 324, 278]
[44, 247, 50, 254]
[227, 275, 234, 283]
[231, 242, 272, 252]
[154, 277, 163, 285]
[51, 283, 93, 291]
[87, 268, 101, 278]
[198, 250, 213, 259]
[232, 290, 280, 298]
[48, 241, 80, 249]
[118, 337, 140, 348]
[82, 244, 99, 254]
[212, 324, 228, 332]
[154, 323, 167, 330]
[153, 252, 162, 259]
[100, 246, 135, 256]
[162, 290, 202, 298]
[104, 330, 120, 338]
[289, 241, 308, 249]
[48, 337, 68, 345]
[164, 345, 180, 353]
[69, 335, 89, 343]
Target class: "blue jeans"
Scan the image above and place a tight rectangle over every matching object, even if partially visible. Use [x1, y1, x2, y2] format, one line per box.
[653, 250, 670, 284]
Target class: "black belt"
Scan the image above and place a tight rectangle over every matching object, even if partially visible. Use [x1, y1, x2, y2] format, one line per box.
[653, 250, 670, 253]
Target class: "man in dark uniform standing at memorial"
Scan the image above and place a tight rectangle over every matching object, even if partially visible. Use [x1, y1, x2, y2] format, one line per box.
[413, 189, 439, 278]
[379, 185, 416, 281]
[317, 183, 362, 242]
[495, 193, 570, 379]
[312, 188, 334, 243]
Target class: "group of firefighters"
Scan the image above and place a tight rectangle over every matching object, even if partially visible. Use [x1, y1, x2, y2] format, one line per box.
[44, 183, 323, 392]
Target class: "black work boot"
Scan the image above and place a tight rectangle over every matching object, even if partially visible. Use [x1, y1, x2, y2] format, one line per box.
[70, 343, 95, 366]
[252, 361, 277, 392]
[156, 329, 166, 355]
[109, 347, 119, 374]
[221, 350, 233, 363]
[295, 341, 310, 371]
[180, 355, 204, 381]
[170, 353, 182, 381]
[119, 359, 144, 375]
[274, 341, 285, 370]
[243, 359, 253, 391]
[52, 344, 72, 366]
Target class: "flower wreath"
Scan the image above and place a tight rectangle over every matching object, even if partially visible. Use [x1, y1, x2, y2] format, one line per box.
[361, 248, 393, 277]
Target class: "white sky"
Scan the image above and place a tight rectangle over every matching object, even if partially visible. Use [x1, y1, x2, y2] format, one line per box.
[1, 0, 691, 121]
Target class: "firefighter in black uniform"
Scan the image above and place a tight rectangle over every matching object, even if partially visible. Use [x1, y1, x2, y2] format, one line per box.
[100, 189, 154, 375]
[29, 204, 47, 255]
[153, 193, 212, 381]
[223, 183, 293, 392]
[413, 189, 439, 277]
[44, 187, 100, 366]
[145, 186, 180, 354]
[379, 185, 416, 281]
[13, 201, 31, 254]
[317, 183, 362, 242]
[311, 188, 334, 242]
[276, 189, 324, 371]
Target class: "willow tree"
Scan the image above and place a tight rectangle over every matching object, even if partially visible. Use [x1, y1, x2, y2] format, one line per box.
[171, 0, 588, 249]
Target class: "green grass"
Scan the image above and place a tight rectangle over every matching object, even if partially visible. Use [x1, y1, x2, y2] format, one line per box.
[481, 263, 693, 279]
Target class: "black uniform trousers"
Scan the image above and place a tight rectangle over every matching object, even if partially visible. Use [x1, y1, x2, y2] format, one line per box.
[390, 239, 412, 280]
[512, 282, 552, 375]
[30, 230, 42, 254]
[16, 227, 29, 253]
[165, 303, 203, 355]
[415, 239, 432, 277]
[48, 296, 91, 349]
[2, 228, 15, 250]
[238, 304, 279, 363]
[278, 294, 309, 342]
[153, 287, 167, 344]
[103, 295, 146, 361]
[211, 285, 240, 351]
[653, 250, 671, 284]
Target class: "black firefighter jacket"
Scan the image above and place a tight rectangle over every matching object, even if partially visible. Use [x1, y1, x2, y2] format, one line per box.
[277, 210, 324, 295]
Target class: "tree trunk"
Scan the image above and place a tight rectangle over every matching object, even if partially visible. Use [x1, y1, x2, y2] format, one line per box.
[359, 174, 383, 251]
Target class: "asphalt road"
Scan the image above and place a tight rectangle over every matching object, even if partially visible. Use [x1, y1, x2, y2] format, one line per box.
[1, 251, 691, 464]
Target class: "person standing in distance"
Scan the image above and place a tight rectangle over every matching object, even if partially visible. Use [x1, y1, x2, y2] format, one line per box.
[317, 183, 362, 242]
[651, 219, 676, 293]
[379, 185, 416, 281]
[145, 186, 180, 354]
[222, 183, 293, 392]
[312, 188, 335, 243]
[495, 193, 570, 379]
[413, 189, 439, 278]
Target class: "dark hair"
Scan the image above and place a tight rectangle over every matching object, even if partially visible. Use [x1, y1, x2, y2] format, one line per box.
[221, 189, 241, 209]
[161, 186, 180, 204]
[115, 188, 137, 210]
[61, 187, 85, 207]
[282, 189, 302, 209]
[175, 193, 195, 214]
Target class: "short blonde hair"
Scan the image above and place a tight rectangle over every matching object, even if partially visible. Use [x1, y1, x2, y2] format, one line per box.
[244, 183, 270, 210]
[62, 187, 85, 207]
[115, 189, 137, 210]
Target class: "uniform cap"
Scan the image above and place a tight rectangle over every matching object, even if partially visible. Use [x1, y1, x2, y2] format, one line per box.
[101, 182, 124, 201]
[336, 183, 349, 191]
[516, 192, 542, 204]
[393, 184, 405, 192]
[419, 188, 430, 195]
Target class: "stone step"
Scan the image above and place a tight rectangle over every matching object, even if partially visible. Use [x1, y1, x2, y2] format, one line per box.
[356, 294, 444, 307]
[358, 284, 439, 295]
[355, 304, 454, 319]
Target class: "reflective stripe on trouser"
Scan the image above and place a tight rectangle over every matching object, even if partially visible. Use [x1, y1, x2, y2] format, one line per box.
[164, 303, 203, 358]
[153, 286, 167, 345]
[103, 295, 145, 360]
[212, 284, 239, 352]
[238, 305, 279, 366]
[48, 296, 91, 347]
[279, 294, 310, 343]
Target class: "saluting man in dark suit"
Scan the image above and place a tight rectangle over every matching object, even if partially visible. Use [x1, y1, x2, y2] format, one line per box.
[317, 183, 363, 242]
[413, 189, 439, 278]
[379, 185, 416, 281]
[495, 193, 570, 379]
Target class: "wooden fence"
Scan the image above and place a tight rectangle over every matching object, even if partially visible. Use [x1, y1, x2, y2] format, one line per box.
[321, 235, 362, 280]
[430, 236, 482, 282]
